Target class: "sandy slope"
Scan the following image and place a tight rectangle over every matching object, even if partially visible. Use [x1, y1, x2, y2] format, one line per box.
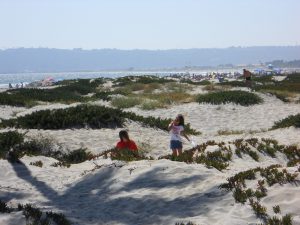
[125, 92, 300, 136]
[0, 152, 299, 225]
[1, 92, 300, 225]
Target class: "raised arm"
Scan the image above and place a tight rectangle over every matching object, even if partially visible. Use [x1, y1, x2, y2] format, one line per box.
[168, 121, 174, 131]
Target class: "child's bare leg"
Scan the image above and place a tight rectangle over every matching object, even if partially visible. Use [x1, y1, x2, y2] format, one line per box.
[172, 149, 177, 156]
[178, 149, 182, 155]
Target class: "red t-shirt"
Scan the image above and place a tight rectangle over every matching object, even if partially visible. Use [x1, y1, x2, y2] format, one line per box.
[116, 140, 138, 151]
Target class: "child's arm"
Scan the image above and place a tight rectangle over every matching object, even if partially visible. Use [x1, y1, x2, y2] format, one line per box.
[168, 121, 174, 130]
[181, 131, 190, 142]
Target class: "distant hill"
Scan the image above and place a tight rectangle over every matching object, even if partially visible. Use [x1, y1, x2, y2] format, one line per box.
[266, 59, 300, 68]
[0, 46, 300, 73]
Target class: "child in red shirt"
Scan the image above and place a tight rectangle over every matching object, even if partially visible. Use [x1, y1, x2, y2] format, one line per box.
[116, 130, 138, 151]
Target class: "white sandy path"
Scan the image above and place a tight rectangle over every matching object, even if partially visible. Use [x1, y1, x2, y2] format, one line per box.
[125, 93, 300, 136]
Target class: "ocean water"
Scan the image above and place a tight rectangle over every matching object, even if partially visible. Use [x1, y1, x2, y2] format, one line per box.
[0, 71, 176, 88]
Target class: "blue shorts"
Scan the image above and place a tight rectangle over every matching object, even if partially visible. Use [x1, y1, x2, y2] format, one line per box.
[170, 140, 183, 150]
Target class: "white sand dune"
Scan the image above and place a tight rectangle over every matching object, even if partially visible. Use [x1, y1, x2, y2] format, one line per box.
[125, 93, 300, 136]
[0, 152, 299, 225]
[1, 92, 300, 225]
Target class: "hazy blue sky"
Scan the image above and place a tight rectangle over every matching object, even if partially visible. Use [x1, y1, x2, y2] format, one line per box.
[0, 0, 299, 49]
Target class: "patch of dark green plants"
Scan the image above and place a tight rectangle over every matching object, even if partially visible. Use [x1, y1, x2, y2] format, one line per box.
[233, 139, 259, 161]
[266, 214, 293, 225]
[273, 205, 281, 214]
[108, 148, 153, 162]
[249, 198, 268, 219]
[175, 222, 197, 225]
[17, 203, 71, 225]
[254, 73, 300, 93]
[260, 166, 298, 186]
[0, 78, 107, 107]
[0, 105, 125, 130]
[30, 160, 43, 167]
[0, 131, 24, 160]
[0, 131, 95, 165]
[50, 161, 71, 168]
[112, 75, 172, 87]
[0, 200, 12, 213]
[272, 114, 300, 129]
[0, 104, 200, 135]
[196, 90, 263, 106]
[123, 111, 200, 135]
[163, 142, 232, 171]
[219, 168, 259, 191]
[220, 164, 297, 224]
[60, 148, 94, 164]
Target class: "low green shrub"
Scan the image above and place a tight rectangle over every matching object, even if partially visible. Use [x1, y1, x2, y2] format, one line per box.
[273, 205, 281, 214]
[233, 139, 259, 161]
[233, 188, 253, 204]
[163, 141, 232, 171]
[196, 150, 231, 171]
[282, 214, 293, 225]
[0, 131, 94, 165]
[255, 73, 300, 93]
[46, 211, 71, 225]
[0, 105, 200, 135]
[50, 161, 71, 168]
[0, 78, 105, 107]
[0, 131, 24, 159]
[61, 149, 93, 164]
[92, 91, 113, 101]
[110, 149, 152, 162]
[175, 222, 197, 225]
[260, 166, 298, 186]
[249, 199, 268, 219]
[0, 200, 11, 213]
[29, 160, 43, 167]
[196, 90, 263, 106]
[219, 168, 258, 191]
[220, 164, 297, 223]
[123, 111, 200, 135]
[113, 75, 172, 87]
[272, 114, 300, 129]
[218, 80, 247, 87]
[18, 203, 72, 225]
[1, 105, 125, 130]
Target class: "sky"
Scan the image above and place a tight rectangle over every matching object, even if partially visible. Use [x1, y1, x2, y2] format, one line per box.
[0, 0, 300, 50]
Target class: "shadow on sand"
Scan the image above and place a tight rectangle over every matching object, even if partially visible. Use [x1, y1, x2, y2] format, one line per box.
[8, 161, 227, 225]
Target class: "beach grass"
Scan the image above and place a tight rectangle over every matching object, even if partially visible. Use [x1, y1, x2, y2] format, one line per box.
[111, 96, 142, 108]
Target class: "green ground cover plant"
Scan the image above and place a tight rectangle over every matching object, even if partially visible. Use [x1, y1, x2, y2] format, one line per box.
[112, 75, 173, 87]
[219, 164, 298, 224]
[196, 90, 263, 106]
[0, 201, 72, 225]
[0, 78, 107, 107]
[0, 105, 200, 134]
[29, 160, 43, 167]
[160, 141, 232, 171]
[272, 114, 300, 129]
